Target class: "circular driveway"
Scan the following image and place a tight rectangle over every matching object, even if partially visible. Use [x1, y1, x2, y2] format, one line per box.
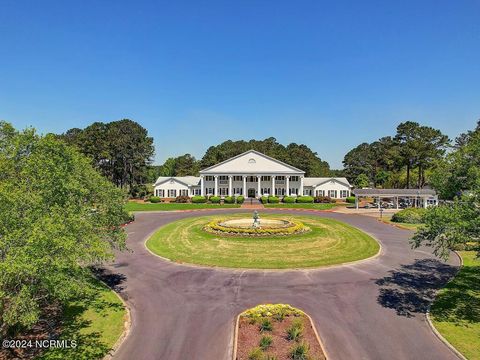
[106, 210, 460, 360]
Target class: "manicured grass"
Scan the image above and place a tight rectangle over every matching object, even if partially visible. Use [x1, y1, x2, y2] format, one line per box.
[124, 201, 240, 212]
[263, 203, 336, 210]
[430, 251, 480, 360]
[38, 277, 126, 360]
[380, 217, 422, 230]
[146, 214, 379, 269]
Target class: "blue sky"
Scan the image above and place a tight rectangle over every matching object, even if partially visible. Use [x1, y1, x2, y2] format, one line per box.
[1, 0, 479, 168]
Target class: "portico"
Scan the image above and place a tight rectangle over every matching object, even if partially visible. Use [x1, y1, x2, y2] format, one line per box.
[199, 174, 304, 198]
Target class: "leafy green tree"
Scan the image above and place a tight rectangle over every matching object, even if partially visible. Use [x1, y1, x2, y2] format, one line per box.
[412, 187, 480, 259]
[354, 174, 370, 188]
[174, 154, 200, 176]
[394, 121, 449, 188]
[62, 119, 154, 194]
[431, 121, 480, 199]
[0, 122, 127, 334]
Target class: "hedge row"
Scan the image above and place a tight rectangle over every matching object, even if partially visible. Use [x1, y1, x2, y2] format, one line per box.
[391, 208, 427, 224]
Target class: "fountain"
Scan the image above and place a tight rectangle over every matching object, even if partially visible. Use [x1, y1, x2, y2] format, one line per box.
[203, 211, 310, 236]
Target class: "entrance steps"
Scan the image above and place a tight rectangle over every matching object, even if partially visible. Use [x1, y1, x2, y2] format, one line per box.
[240, 198, 264, 209]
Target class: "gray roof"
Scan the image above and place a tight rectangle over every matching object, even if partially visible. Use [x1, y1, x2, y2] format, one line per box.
[154, 176, 200, 187]
[303, 177, 351, 188]
[353, 188, 437, 196]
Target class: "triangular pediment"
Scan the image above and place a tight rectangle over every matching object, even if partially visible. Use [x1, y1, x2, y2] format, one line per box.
[200, 150, 304, 174]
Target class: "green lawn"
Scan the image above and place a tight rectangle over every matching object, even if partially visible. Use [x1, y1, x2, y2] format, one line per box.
[380, 217, 422, 230]
[430, 251, 480, 360]
[125, 201, 240, 211]
[38, 277, 127, 360]
[263, 203, 336, 210]
[146, 214, 379, 269]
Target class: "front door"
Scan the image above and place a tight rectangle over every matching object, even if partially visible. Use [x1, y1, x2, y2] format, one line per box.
[247, 188, 256, 198]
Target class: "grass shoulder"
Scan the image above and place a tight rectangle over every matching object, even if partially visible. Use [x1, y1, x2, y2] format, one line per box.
[430, 251, 480, 360]
[37, 276, 127, 360]
[125, 201, 240, 212]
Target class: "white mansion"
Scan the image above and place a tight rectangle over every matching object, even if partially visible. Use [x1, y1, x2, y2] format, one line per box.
[153, 150, 352, 199]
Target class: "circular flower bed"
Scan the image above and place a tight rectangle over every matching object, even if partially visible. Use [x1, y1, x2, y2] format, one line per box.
[203, 218, 310, 236]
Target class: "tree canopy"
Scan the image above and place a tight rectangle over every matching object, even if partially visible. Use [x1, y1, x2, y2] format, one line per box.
[153, 137, 331, 179]
[61, 119, 154, 194]
[343, 121, 449, 189]
[430, 121, 480, 199]
[0, 122, 127, 333]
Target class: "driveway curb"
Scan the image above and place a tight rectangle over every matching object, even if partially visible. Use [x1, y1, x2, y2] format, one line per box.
[425, 251, 466, 360]
[102, 287, 132, 360]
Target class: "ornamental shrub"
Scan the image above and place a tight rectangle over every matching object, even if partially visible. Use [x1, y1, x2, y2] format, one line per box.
[224, 196, 235, 204]
[261, 196, 269, 204]
[237, 195, 245, 204]
[209, 196, 221, 203]
[391, 208, 427, 224]
[175, 195, 190, 203]
[346, 196, 356, 204]
[259, 335, 273, 350]
[268, 196, 279, 203]
[296, 196, 314, 203]
[248, 347, 263, 360]
[283, 196, 296, 203]
[191, 195, 207, 203]
[314, 196, 333, 203]
[149, 196, 161, 203]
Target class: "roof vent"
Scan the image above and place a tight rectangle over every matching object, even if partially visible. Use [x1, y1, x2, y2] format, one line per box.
[248, 158, 256, 164]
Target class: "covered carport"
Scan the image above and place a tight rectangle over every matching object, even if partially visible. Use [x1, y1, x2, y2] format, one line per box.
[352, 188, 438, 210]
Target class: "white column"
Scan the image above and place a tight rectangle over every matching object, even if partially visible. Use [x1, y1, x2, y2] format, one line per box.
[228, 175, 233, 197]
[286, 176, 290, 196]
[214, 176, 218, 196]
[200, 176, 204, 196]
[257, 176, 261, 198]
[243, 175, 246, 197]
[271, 176, 275, 196]
[299, 176, 304, 196]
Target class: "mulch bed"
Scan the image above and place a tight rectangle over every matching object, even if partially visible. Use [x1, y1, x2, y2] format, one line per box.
[236, 314, 325, 360]
[0, 303, 63, 360]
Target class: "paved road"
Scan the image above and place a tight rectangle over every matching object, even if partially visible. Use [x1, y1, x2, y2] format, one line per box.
[105, 210, 460, 360]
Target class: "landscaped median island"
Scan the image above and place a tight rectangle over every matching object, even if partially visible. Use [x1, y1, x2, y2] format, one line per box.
[145, 214, 379, 269]
[235, 304, 326, 360]
[429, 251, 480, 360]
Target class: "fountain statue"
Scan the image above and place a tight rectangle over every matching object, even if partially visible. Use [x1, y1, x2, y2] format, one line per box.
[252, 210, 260, 228]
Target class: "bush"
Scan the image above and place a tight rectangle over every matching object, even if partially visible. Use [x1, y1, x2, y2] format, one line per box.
[259, 335, 273, 350]
[259, 319, 273, 332]
[191, 195, 207, 203]
[248, 347, 263, 360]
[149, 196, 161, 203]
[237, 195, 245, 204]
[286, 319, 304, 341]
[268, 196, 279, 203]
[290, 342, 310, 360]
[175, 195, 190, 203]
[391, 208, 427, 224]
[296, 196, 314, 203]
[261, 196, 269, 204]
[314, 196, 333, 203]
[209, 196, 221, 204]
[346, 196, 356, 204]
[283, 196, 296, 203]
[224, 196, 235, 204]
